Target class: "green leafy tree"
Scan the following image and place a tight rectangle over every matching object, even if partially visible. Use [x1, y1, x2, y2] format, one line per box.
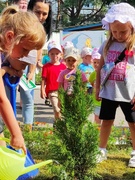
[0, 0, 7, 12]
[0, 0, 17, 12]
[56, 0, 135, 27]
[47, 70, 99, 179]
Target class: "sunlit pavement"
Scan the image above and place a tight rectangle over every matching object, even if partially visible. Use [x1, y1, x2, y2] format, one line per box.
[16, 85, 128, 128]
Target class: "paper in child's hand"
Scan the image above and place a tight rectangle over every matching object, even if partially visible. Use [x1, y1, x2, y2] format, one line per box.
[19, 73, 36, 91]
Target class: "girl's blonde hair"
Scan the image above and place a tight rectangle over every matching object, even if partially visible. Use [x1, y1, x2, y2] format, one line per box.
[0, 5, 46, 53]
[104, 25, 135, 56]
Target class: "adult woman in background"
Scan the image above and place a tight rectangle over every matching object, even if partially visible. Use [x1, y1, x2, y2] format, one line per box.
[18, 0, 52, 130]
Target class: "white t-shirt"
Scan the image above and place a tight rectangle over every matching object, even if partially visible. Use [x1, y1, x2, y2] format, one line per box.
[99, 41, 135, 102]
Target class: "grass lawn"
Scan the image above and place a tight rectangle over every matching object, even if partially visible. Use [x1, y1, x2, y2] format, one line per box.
[4, 126, 135, 180]
[22, 126, 135, 180]
[31, 149, 135, 180]
[96, 149, 135, 180]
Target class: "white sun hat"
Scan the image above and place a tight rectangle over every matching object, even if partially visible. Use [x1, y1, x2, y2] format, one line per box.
[102, 3, 135, 31]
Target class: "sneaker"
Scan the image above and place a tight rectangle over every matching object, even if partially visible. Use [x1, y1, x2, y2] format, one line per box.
[49, 103, 52, 107]
[96, 149, 107, 163]
[45, 98, 50, 106]
[128, 151, 135, 168]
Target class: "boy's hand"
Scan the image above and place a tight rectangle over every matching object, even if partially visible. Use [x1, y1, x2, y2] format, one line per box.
[40, 90, 46, 99]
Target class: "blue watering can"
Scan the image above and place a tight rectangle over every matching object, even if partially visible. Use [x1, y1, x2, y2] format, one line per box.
[0, 137, 53, 180]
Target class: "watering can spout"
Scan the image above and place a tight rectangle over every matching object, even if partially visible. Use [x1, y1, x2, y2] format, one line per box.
[21, 160, 53, 175]
[0, 137, 54, 180]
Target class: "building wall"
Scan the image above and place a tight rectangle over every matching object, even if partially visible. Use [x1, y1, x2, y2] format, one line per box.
[42, 32, 60, 53]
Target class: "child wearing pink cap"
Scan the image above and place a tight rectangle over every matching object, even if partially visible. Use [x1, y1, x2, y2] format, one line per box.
[57, 47, 87, 95]
[41, 41, 66, 120]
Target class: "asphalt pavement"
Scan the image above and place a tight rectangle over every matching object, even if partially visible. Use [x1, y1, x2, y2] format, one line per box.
[16, 86, 54, 127]
[16, 86, 128, 128]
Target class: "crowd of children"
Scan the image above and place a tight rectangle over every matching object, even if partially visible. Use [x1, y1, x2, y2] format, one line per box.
[40, 40, 101, 123]
[0, 1, 134, 171]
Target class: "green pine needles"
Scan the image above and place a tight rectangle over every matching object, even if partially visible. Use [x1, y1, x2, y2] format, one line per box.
[47, 70, 99, 179]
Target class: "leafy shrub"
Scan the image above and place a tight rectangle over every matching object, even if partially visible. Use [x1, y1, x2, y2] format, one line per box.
[45, 70, 99, 179]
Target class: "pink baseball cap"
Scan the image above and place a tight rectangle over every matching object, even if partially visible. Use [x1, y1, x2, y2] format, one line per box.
[81, 47, 93, 58]
[92, 48, 101, 59]
[47, 41, 62, 52]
